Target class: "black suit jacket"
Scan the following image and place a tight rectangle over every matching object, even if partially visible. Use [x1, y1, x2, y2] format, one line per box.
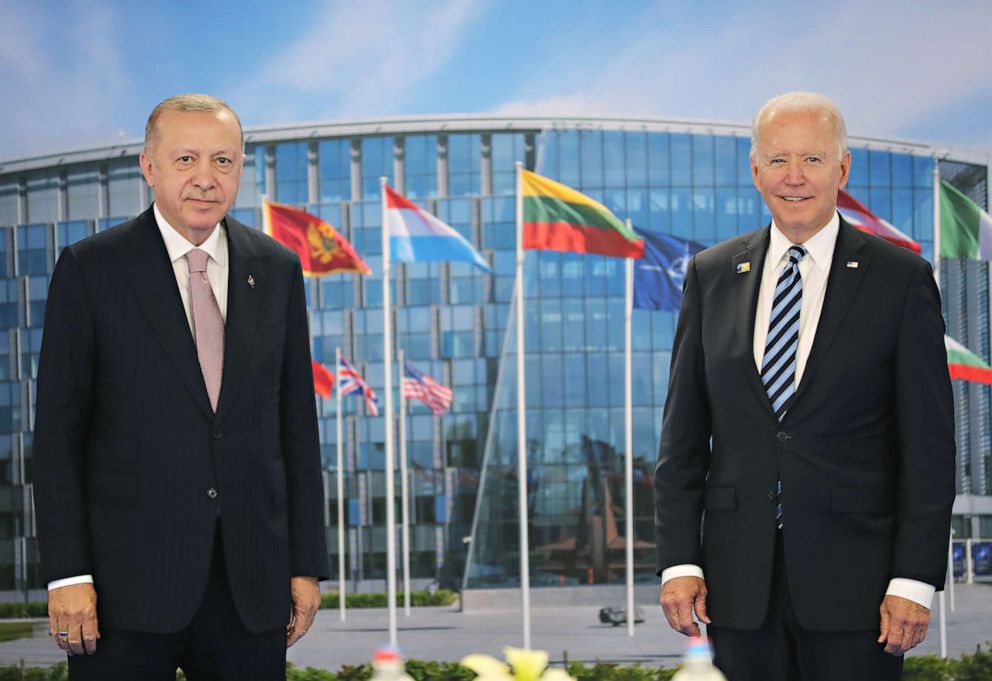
[654, 217, 955, 631]
[34, 207, 328, 634]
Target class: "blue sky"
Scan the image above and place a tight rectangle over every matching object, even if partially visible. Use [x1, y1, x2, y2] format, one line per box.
[2, 0, 991, 162]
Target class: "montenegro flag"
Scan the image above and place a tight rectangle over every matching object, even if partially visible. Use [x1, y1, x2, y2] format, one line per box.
[263, 199, 372, 277]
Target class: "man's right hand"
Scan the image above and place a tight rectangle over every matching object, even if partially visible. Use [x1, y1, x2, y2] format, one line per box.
[660, 576, 711, 637]
[48, 583, 99, 656]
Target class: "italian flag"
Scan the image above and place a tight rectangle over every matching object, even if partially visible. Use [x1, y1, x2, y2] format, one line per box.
[939, 180, 992, 261]
[521, 169, 644, 258]
[946, 335, 992, 385]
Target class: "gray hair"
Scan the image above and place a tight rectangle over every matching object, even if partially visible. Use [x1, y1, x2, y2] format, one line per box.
[144, 94, 244, 153]
[750, 91, 848, 161]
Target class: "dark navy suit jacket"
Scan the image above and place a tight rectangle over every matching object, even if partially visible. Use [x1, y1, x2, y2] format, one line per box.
[34, 207, 328, 633]
[654, 217, 955, 631]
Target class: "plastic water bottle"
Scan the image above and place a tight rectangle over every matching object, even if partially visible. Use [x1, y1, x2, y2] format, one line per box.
[370, 646, 415, 681]
[671, 636, 727, 681]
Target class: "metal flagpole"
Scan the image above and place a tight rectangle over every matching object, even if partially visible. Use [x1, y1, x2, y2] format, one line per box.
[514, 161, 531, 649]
[932, 159, 949, 657]
[624, 223, 635, 638]
[380, 176, 398, 646]
[335, 347, 346, 622]
[398, 347, 412, 616]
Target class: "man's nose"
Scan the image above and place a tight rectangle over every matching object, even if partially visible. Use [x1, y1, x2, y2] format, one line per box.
[191, 160, 216, 189]
[783, 160, 805, 184]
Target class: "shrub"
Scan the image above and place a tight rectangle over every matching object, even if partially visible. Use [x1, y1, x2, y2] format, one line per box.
[319, 589, 457, 610]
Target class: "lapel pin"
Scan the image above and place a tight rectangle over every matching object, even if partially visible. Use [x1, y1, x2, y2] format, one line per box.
[736, 262, 751, 274]
[846, 261, 859, 269]
[247, 275, 256, 288]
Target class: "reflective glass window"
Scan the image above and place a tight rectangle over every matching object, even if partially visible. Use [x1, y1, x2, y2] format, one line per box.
[580, 130, 603, 189]
[404, 135, 437, 198]
[362, 136, 394, 200]
[66, 170, 99, 220]
[0, 183, 17, 227]
[107, 160, 141, 218]
[491, 133, 525, 195]
[691, 135, 714, 187]
[234, 146, 259, 209]
[319, 139, 350, 203]
[276, 142, 308, 204]
[18, 224, 49, 276]
[26, 173, 58, 223]
[447, 134, 479, 197]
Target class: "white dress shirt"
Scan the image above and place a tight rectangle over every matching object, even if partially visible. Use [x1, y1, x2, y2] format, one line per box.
[48, 205, 229, 591]
[661, 213, 935, 610]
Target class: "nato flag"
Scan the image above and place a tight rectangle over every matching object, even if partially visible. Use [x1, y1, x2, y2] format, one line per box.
[632, 227, 706, 311]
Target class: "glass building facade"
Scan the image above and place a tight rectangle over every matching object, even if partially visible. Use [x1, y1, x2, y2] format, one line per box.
[0, 115, 988, 597]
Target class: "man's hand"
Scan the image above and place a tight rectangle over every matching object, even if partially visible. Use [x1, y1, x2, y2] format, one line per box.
[48, 583, 99, 656]
[878, 594, 930, 655]
[286, 576, 320, 648]
[660, 576, 711, 637]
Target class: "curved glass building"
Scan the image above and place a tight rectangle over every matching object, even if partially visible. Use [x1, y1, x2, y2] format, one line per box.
[0, 115, 988, 597]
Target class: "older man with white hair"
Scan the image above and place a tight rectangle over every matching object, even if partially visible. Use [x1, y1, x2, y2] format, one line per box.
[654, 92, 955, 680]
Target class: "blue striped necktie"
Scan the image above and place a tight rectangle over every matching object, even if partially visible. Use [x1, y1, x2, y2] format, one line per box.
[762, 244, 806, 527]
[761, 244, 807, 420]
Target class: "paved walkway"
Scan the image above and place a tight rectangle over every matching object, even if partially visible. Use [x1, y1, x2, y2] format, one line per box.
[1, 584, 989, 671]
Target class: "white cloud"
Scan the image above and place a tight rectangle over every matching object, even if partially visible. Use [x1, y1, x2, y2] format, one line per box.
[233, 0, 484, 123]
[0, 3, 134, 160]
[493, 1, 992, 149]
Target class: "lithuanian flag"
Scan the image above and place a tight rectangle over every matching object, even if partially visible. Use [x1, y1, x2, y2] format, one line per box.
[521, 170, 644, 258]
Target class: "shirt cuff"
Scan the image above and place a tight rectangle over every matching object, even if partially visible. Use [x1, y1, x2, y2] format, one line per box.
[48, 575, 94, 591]
[885, 578, 935, 610]
[661, 564, 705, 584]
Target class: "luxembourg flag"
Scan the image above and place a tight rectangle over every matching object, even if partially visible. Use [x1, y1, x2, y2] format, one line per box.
[384, 186, 492, 272]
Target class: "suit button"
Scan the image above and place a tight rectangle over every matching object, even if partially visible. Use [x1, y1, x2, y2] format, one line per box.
[776, 431, 790, 442]
[212, 429, 223, 440]
[207, 487, 218, 499]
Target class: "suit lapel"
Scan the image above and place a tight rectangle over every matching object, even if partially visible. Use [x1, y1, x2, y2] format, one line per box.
[117, 209, 214, 419]
[786, 218, 869, 413]
[214, 218, 264, 426]
[733, 227, 776, 419]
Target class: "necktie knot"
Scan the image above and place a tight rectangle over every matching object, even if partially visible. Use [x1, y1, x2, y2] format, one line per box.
[787, 244, 807, 265]
[186, 248, 209, 274]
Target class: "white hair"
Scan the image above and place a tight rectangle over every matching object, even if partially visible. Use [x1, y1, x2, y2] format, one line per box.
[750, 91, 848, 161]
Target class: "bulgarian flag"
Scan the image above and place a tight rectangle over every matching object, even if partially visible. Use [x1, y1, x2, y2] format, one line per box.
[946, 335, 992, 385]
[263, 199, 372, 277]
[521, 169, 644, 258]
[940, 180, 992, 262]
[836, 189, 920, 253]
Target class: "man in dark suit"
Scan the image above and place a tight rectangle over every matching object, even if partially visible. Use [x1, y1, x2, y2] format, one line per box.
[654, 92, 955, 680]
[34, 94, 328, 680]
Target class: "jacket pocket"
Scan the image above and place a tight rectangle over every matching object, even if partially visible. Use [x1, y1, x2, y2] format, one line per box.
[704, 486, 736, 511]
[85, 469, 138, 507]
[831, 487, 893, 514]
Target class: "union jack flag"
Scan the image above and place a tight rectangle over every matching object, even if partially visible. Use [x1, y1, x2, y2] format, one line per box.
[402, 362, 453, 416]
[338, 357, 379, 416]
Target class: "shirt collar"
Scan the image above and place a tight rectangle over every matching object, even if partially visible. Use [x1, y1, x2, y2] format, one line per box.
[767, 211, 839, 273]
[153, 203, 227, 267]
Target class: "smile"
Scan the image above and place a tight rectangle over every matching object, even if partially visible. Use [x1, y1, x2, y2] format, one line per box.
[781, 196, 811, 202]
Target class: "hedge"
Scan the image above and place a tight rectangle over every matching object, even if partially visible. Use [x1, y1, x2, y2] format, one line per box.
[0, 590, 457, 622]
[0, 647, 988, 681]
[318, 589, 458, 609]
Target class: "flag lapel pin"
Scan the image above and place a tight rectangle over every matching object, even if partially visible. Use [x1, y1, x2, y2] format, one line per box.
[247, 275, 256, 288]
[736, 262, 751, 274]
[846, 261, 859, 269]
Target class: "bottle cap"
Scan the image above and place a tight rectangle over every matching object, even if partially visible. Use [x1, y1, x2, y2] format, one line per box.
[684, 636, 714, 661]
[373, 645, 404, 667]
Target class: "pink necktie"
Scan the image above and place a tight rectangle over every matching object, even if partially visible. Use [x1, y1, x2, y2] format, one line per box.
[186, 249, 224, 412]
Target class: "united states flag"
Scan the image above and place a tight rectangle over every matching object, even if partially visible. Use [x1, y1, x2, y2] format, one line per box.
[402, 362, 453, 416]
[338, 357, 379, 416]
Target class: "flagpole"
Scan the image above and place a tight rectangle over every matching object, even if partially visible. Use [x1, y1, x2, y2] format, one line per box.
[933, 159, 941, 287]
[398, 347, 412, 616]
[624, 222, 635, 638]
[335, 348, 346, 621]
[514, 161, 532, 649]
[381, 176, 398, 647]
